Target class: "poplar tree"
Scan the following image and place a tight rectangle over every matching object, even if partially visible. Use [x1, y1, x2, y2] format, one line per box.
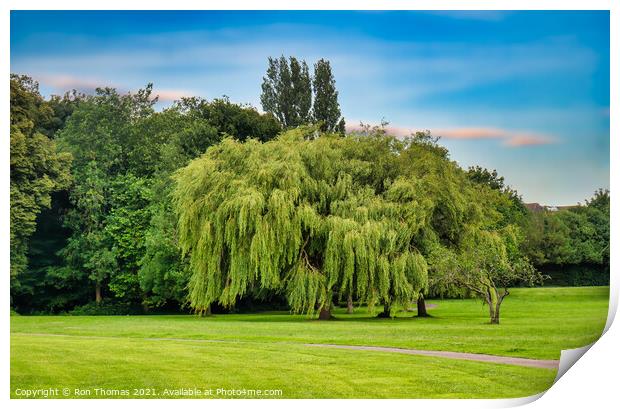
[290, 58, 312, 124]
[312, 59, 345, 134]
[261, 56, 312, 128]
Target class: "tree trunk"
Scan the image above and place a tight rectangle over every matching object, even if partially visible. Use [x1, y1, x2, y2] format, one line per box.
[346, 294, 354, 314]
[95, 283, 102, 304]
[492, 300, 501, 324]
[487, 299, 495, 324]
[417, 294, 429, 317]
[377, 303, 391, 318]
[318, 304, 332, 320]
[200, 305, 212, 317]
[487, 293, 501, 324]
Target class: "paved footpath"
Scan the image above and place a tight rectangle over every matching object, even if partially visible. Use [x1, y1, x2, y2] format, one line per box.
[304, 343, 559, 369]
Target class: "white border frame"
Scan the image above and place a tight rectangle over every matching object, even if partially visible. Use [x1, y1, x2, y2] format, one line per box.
[2, 2, 616, 408]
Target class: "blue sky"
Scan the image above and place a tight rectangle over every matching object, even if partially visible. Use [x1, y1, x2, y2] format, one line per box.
[10, 10, 609, 205]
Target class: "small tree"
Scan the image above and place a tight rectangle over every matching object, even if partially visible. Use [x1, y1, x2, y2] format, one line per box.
[437, 226, 544, 324]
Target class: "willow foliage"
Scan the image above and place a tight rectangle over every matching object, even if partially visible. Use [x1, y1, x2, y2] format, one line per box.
[174, 128, 481, 315]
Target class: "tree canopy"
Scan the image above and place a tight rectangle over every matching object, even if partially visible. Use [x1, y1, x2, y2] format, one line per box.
[10, 75, 283, 313]
[173, 128, 530, 321]
[432, 224, 543, 324]
[466, 165, 528, 225]
[521, 190, 610, 269]
[10, 75, 72, 282]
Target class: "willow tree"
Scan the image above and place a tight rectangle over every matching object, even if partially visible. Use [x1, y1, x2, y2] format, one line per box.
[174, 128, 440, 318]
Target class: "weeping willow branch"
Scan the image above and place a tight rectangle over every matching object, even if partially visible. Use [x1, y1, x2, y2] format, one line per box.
[173, 129, 502, 317]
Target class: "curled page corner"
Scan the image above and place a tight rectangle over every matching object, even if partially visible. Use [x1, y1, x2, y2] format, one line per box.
[553, 344, 593, 383]
[497, 344, 596, 408]
[603, 279, 618, 334]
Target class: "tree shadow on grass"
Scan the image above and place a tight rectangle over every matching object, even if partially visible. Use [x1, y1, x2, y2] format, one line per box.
[187, 312, 445, 324]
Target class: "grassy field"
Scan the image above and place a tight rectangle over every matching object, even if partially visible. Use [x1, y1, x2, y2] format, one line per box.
[11, 286, 609, 399]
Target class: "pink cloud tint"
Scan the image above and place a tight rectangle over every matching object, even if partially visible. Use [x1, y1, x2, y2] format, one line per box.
[434, 127, 508, 139]
[346, 121, 555, 148]
[503, 133, 555, 147]
[155, 89, 195, 102]
[35, 74, 195, 103]
[437, 127, 555, 146]
[37, 74, 109, 90]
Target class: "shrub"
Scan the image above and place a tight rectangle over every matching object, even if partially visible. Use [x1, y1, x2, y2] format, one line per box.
[69, 300, 143, 316]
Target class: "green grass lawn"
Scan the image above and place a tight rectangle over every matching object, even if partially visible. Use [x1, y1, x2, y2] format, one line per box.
[11, 286, 609, 399]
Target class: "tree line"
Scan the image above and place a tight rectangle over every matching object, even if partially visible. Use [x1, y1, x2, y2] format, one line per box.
[521, 189, 609, 285]
[9, 57, 610, 323]
[11, 74, 282, 314]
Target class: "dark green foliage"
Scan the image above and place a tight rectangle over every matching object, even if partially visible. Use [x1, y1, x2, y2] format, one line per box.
[540, 264, 608, 286]
[40, 90, 85, 138]
[467, 166, 507, 191]
[521, 190, 609, 268]
[586, 188, 610, 214]
[46, 85, 160, 306]
[312, 59, 345, 133]
[56, 85, 157, 175]
[261, 56, 312, 128]
[261, 56, 344, 133]
[290, 57, 313, 124]
[10, 75, 72, 284]
[139, 202, 189, 308]
[177, 96, 281, 143]
[517, 189, 609, 289]
[10, 77, 284, 312]
[139, 164, 190, 309]
[69, 299, 144, 316]
[11, 192, 91, 314]
[104, 174, 153, 300]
